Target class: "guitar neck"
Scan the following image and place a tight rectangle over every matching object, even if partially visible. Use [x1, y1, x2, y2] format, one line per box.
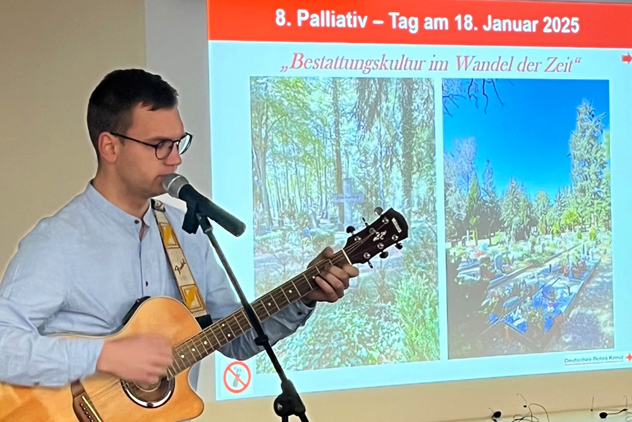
[165, 250, 350, 378]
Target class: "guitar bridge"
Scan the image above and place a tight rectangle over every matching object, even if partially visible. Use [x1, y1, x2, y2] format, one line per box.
[71, 381, 104, 422]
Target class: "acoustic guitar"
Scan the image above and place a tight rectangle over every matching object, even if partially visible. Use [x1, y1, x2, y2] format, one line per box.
[0, 208, 408, 422]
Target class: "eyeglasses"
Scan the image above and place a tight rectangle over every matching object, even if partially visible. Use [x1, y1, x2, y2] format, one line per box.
[110, 132, 193, 160]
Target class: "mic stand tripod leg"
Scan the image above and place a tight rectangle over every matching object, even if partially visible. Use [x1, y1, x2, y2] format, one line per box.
[197, 215, 309, 422]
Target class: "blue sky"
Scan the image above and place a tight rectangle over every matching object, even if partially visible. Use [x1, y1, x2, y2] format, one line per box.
[443, 78, 610, 199]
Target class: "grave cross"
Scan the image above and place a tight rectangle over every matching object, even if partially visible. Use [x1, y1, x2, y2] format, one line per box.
[331, 178, 365, 229]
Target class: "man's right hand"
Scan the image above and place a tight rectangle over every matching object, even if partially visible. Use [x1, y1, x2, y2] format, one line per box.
[96, 334, 173, 386]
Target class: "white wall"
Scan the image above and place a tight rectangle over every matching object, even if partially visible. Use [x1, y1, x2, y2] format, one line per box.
[145, 0, 212, 201]
[145, 1, 632, 422]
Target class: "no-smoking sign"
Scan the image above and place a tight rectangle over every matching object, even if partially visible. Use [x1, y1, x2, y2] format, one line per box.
[223, 361, 252, 394]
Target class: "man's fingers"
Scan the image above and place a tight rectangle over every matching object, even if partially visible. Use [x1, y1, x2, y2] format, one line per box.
[313, 246, 332, 260]
[342, 263, 360, 278]
[159, 354, 173, 367]
[313, 276, 339, 302]
[306, 247, 360, 304]
[148, 357, 171, 373]
[319, 273, 345, 299]
[143, 376, 161, 386]
[322, 246, 334, 258]
[309, 247, 334, 268]
[148, 366, 166, 378]
[325, 266, 350, 289]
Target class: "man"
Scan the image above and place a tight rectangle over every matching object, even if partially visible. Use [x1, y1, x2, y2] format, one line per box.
[0, 69, 359, 388]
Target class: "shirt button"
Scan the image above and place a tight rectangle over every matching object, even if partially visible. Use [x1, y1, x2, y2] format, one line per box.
[134, 220, 140, 224]
[297, 311, 303, 316]
[145, 281, 149, 286]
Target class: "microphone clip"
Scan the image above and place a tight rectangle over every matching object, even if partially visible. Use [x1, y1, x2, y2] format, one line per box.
[182, 200, 202, 234]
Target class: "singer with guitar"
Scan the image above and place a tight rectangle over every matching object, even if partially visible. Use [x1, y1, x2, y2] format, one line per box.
[0, 69, 366, 421]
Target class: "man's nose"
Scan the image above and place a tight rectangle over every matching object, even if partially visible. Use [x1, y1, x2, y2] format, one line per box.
[164, 145, 183, 166]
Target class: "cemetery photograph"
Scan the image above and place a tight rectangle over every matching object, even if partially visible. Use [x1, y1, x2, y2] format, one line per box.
[250, 77, 440, 371]
[442, 78, 613, 359]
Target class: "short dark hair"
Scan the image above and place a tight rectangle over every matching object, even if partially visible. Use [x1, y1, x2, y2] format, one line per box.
[87, 69, 178, 156]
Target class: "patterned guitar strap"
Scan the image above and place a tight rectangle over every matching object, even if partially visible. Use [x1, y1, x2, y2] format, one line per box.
[151, 199, 213, 329]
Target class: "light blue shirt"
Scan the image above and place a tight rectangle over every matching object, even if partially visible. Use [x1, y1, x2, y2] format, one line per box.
[0, 183, 314, 387]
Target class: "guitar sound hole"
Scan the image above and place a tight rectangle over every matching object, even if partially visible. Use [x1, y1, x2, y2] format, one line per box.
[121, 377, 175, 408]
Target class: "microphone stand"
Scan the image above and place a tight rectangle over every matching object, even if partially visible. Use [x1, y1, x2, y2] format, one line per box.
[181, 202, 309, 422]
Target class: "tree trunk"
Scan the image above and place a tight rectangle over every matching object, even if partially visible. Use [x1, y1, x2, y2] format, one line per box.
[317, 154, 323, 215]
[304, 165, 310, 214]
[251, 82, 273, 230]
[273, 159, 282, 222]
[294, 158, 302, 212]
[284, 165, 291, 226]
[332, 78, 344, 228]
[400, 79, 415, 219]
[259, 134, 272, 228]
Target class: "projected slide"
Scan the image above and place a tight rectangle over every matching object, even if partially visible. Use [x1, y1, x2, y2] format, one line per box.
[443, 79, 614, 358]
[250, 76, 439, 374]
[208, 0, 632, 401]
[444, 79, 612, 358]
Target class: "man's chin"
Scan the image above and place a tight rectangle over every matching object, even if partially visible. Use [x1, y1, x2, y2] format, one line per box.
[148, 184, 167, 199]
[154, 189, 168, 198]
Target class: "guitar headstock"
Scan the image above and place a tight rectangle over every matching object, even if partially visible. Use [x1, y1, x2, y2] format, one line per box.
[342, 208, 409, 266]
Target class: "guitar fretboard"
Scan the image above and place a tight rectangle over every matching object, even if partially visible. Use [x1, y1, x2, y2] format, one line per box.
[165, 251, 350, 378]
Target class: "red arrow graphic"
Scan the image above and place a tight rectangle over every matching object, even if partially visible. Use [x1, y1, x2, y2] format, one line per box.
[622, 53, 632, 64]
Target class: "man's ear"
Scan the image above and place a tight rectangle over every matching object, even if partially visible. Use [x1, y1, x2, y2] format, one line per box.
[98, 132, 119, 164]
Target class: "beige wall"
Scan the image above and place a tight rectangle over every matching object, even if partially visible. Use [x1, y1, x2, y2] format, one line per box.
[0, 0, 145, 274]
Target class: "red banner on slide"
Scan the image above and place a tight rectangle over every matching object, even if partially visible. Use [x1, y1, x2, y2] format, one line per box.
[208, 0, 632, 48]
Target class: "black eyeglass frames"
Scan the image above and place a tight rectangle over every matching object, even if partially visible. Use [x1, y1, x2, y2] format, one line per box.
[110, 132, 193, 159]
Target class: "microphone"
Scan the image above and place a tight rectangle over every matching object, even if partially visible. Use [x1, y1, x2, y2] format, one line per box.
[162, 173, 246, 237]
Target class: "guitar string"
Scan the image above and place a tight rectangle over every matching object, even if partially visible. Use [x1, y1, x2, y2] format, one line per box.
[89, 247, 350, 404]
[88, 230, 379, 403]
[87, 222, 392, 403]
[88, 226, 386, 403]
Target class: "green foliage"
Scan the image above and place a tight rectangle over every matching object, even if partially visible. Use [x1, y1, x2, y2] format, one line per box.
[251, 76, 437, 238]
[394, 272, 439, 361]
[255, 226, 439, 372]
[465, 175, 482, 242]
[561, 208, 580, 231]
[256, 295, 405, 372]
[569, 101, 609, 228]
[255, 228, 310, 280]
[466, 175, 482, 221]
[481, 160, 502, 238]
[395, 230, 439, 361]
[589, 226, 597, 241]
[525, 307, 545, 334]
[443, 91, 610, 253]
[309, 228, 335, 255]
[534, 190, 551, 234]
[250, 76, 440, 371]
[444, 138, 477, 239]
[500, 179, 533, 242]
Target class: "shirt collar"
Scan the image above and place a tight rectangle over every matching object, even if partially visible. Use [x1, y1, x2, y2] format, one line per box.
[83, 182, 154, 236]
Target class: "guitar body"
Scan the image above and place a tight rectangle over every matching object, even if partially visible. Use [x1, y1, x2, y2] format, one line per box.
[0, 297, 205, 422]
[0, 207, 410, 422]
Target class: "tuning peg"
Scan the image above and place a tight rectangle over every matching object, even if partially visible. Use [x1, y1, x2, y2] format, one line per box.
[374, 207, 384, 216]
[367, 261, 373, 269]
[346, 226, 355, 234]
[395, 243, 403, 250]
[379, 251, 389, 259]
